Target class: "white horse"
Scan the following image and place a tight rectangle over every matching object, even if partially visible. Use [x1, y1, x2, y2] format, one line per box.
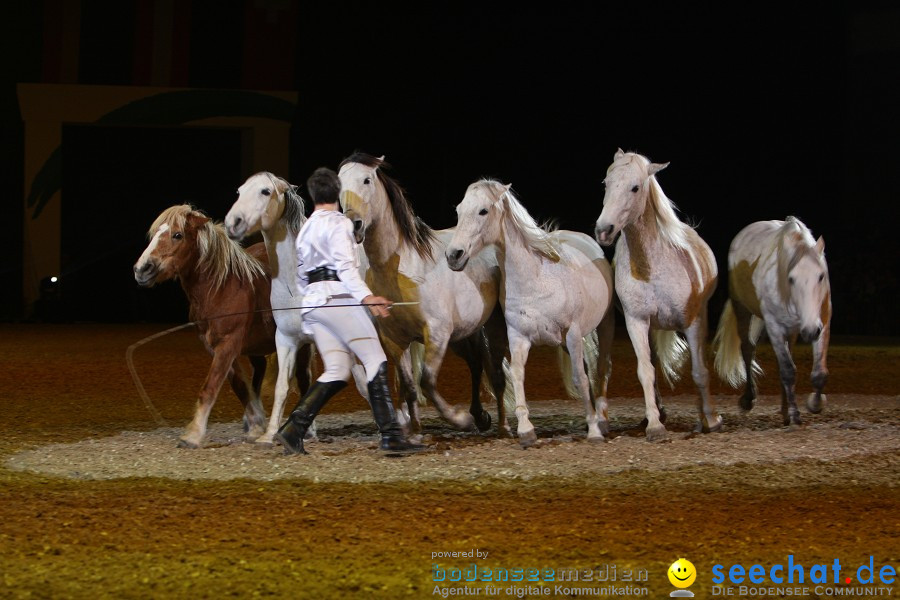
[338, 153, 511, 436]
[713, 216, 831, 426]
[595, 149, 722, 442]
[445, 179, 616, 446]
[223, 172, 368, 445]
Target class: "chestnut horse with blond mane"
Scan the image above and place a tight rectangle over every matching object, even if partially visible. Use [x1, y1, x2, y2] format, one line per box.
[134, 205, 312, 448]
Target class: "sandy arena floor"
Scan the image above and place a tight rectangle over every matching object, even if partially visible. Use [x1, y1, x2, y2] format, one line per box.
[1, 324, 897, 599]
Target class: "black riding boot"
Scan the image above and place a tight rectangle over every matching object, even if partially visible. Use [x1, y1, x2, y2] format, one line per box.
[367, 362, 426, 454]
[275, 380, 347, 454]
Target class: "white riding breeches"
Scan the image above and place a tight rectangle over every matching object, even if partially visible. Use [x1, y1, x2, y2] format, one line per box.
[303, 294, 386, 382]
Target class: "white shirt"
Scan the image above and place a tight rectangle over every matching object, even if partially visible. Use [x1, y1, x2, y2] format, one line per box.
[295, 209, 373, 304]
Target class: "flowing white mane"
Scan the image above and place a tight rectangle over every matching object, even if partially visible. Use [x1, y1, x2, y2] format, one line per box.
[481, 179, 560, 261]
[775, 216, 821, 301]
[618, 153, 694, 250]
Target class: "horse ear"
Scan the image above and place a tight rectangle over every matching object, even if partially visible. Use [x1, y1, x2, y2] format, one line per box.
[504, 183, 512, 191]
[815, 236, 825, 254]
[648, 162, 670, 176]
[187, 212, 210, 228]
[615, 148, 625, 160]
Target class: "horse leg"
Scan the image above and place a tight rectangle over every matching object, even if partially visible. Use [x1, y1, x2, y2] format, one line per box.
[592, 308, 615, 435]
[179, 341, 239, 448]
[237, 355, 268, 439]
[568, 330, 604, 442]
[384, 338, 422, 436]
[807, 320, 829, 414]
[483, 307, 512, 437]
[625, 315, 667, 442]
[638, 334, 667, 428]
[684, 317, 723, 433]
[770, 327, 801, 426]
[256, 330, 299, 445]
[450, 336, 492, 433]
[733, 302, 759, 411]
[294, 343, 313, 397]
[419, 330, 476, 431]
[507, 332, 536, 447]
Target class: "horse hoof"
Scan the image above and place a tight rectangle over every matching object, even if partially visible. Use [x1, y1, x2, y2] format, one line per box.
[176, 439, 199, 449]
[699, 416, 724, 434]
[739, 396, 756, 411]
[587, 434, 607, 444]
[518, 429, 538, 448]
[807, 393, 826, 414]
[497, 425, 514, 439]
[474, 410, 492, 432]
[598, 421, 610, 435]
[645, 425, 669, 443]
[254, 441, 274, 448]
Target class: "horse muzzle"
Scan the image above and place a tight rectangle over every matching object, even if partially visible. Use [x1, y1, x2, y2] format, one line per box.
[224, 214, 248, 241]
[133, 260, 158, 287]
[594, 223, 618, 247]
[445, 248, 468, 271]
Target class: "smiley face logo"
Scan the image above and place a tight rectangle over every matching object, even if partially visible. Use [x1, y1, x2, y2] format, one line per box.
[668, 558, 696, 588]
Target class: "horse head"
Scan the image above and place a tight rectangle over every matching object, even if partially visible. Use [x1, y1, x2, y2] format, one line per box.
[225, 172, 294, 240]
[446, 180, 508, 271]
[782, 227, 829, 342]
[594, 148, 669, 246]
[134, 206, 209, 287]
[338, 155, 388, 244]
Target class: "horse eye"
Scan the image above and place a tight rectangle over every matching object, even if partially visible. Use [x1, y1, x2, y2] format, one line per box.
[261, 188, 271, 196]
[788, 276, 795, 285]
[818, 273, 825, 282]
[173, 232, 183, 240]
[364, 177, 371, 185]
[631, 185, 639, 193]
[478, 208, 488, 216]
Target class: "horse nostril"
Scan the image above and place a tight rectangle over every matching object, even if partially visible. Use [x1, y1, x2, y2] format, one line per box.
[232, 216, 243, 228]
[450, 249, 463, 262]
[353, 220, 363, 232]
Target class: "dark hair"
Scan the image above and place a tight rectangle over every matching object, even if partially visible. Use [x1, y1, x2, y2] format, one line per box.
[306, 167, 341, 205]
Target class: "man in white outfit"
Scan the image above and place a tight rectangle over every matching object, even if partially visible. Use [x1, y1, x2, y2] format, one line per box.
[274, 167, 425, 455]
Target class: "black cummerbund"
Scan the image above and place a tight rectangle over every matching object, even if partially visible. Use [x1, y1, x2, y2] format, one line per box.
[307, 267, 340, 283]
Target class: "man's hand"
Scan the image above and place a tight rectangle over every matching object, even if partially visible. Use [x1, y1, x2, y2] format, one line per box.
[362, 295, 393, 318]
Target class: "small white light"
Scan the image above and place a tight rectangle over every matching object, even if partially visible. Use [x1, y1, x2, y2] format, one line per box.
[50, 276, 58, 283]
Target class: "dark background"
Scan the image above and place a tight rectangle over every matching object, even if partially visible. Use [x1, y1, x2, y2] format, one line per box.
[1, 1, 897, 335]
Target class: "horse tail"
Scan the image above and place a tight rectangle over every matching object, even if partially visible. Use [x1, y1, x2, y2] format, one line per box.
[713, 300, 745, 386]
[653, 329, 689, 387]
[713, 300, 763, 386]
[553, 330, 603, 400]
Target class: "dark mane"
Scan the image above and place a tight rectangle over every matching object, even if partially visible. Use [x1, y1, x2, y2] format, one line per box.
[340, 152, 436, 260]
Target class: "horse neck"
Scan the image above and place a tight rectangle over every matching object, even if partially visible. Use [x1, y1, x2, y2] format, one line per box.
[176, 250, 222, 318]
[622, 199, 666, 256]
[261, 219, 300, 305]
[497, 215, 544, 282]
[362, 197, 405, 268]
